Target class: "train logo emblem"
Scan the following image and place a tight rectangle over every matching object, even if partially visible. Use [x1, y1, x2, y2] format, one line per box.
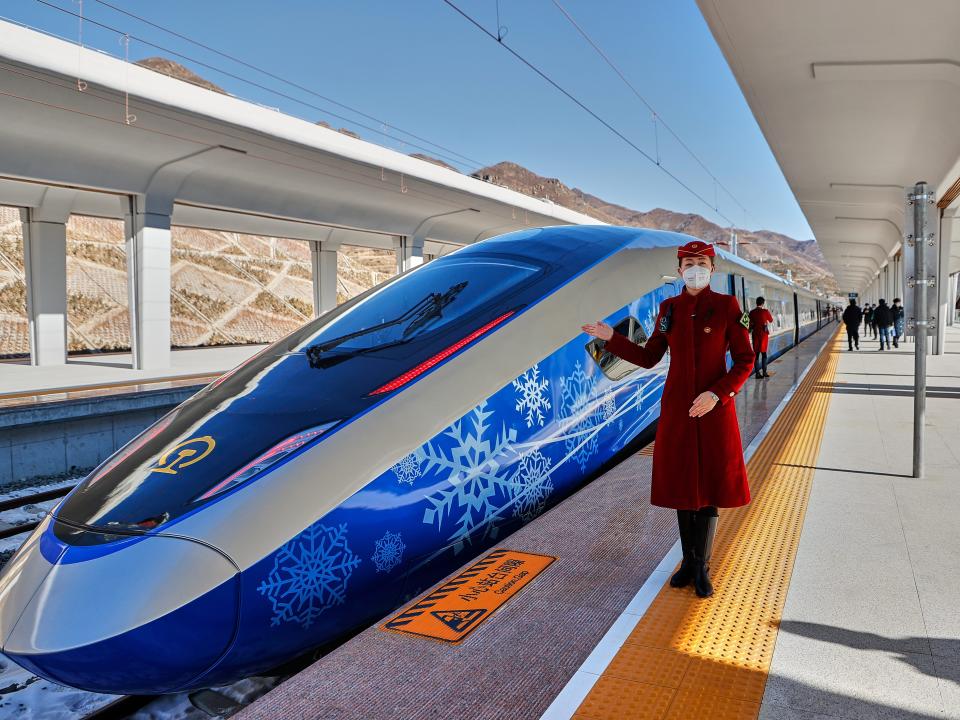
[151, 435, 216, 474]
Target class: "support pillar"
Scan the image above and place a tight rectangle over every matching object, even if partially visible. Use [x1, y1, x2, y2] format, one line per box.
[22, 208, 68, 366]
[949, 272, 959, 326]
[394, 235, 424, 274]
[125, 196, 171, 370]
[311, 241, 339, 317]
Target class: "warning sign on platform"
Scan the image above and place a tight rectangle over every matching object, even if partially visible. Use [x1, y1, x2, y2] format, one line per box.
[382, 548, 555, 643]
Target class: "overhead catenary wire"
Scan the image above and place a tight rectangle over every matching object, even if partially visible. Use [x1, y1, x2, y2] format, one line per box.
[550, 0, 752, 223]
[88, 0, 488, 170]
[31, 0, 485, 173]
[440, 0, 738, 228]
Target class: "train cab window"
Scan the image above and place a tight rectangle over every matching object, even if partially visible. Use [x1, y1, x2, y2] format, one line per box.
[299, 257, 541, 365]
[586, 316, 648, 380]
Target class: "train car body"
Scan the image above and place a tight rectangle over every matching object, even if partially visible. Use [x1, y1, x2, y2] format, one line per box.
[0, 226, 826, 694]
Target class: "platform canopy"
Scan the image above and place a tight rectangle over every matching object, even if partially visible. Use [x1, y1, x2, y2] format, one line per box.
[697, 0, 960, 294]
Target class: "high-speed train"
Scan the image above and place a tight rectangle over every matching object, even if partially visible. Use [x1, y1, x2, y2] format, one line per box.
[0, 226, 828, 694]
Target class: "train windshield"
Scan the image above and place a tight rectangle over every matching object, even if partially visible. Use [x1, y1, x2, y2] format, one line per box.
[298, 258, 539, 365]
[54, 254, 543, 542]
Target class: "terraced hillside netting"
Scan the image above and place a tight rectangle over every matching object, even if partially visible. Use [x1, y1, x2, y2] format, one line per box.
[0, 209, 401, 357]
[0, 206, 28, 357]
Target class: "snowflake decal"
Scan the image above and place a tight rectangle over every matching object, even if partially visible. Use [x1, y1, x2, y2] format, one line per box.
[601, 394, 617, 420]
[419, 402, 518, 552]
[512, 364, 551, 427]
[558, 361, 602, 472]
[257, 523, 361, 629]
[371, 530, 406, 573]
[391, 452, 422, 485]
[510, 449, 554, 522]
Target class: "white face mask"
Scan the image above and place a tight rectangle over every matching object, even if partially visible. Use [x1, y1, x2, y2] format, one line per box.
[681, 265, 711, 291]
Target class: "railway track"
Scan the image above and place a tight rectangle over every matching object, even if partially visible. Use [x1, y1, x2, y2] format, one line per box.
[0, 482, 76, 541]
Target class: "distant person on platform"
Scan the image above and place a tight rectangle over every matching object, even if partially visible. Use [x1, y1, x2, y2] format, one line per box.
[749, 296, 774, 379]
[892, 298, 904, 348]
[582, 239, 754, 599]
[874, 298, 894, 351]
[862, 304, 873, 338]
[869, 303, 880, 339]
[842, 298, 862, 351]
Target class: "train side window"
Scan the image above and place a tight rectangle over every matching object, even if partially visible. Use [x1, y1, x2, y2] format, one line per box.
[586, 316, 648, 380]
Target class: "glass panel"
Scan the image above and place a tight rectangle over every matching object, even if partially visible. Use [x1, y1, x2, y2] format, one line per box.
[587, 316, 648, 381]
[337, 245, 397, 305]
[66, 215, 130, 353]
[170, 229, 313, 347]
[0, 206, 28, 358]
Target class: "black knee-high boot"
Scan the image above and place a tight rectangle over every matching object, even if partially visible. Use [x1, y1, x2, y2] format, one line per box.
[670, 510, 696, 588]
[693, 506, 718, 598]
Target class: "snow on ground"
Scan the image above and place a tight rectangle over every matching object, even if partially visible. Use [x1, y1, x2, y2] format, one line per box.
[0, 654, 118, 720]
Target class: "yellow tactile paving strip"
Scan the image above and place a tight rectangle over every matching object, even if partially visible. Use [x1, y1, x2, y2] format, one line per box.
[574, 329, 842, 720]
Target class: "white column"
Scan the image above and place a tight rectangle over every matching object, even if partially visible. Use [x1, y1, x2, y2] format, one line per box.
[394, 235, 424, 274]
[934, 213, 955, 353]
[947, 272, 958, 326]
[21, 208, 67, 366]
[125, 197, 171, 370]
[311, 241, 339, 317]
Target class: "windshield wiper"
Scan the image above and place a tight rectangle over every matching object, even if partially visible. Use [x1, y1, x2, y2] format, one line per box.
[401, 282, 467, 338]
[304, 282, 467, 367]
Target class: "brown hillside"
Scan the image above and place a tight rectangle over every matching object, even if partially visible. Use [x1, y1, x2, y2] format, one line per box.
[135, 57, 228, 95]
[473, 161, 838, 295]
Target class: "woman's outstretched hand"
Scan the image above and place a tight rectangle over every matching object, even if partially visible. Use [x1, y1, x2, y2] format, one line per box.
[582, 321, 614, 340]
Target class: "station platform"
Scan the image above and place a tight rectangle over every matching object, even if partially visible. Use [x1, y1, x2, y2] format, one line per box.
[0, 344, 264, 401]
[0, 345, 263, 484]
[238, 322, 959, 720]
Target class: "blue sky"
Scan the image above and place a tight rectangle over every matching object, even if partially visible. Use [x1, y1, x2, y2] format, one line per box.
[5, 0, 814, 239]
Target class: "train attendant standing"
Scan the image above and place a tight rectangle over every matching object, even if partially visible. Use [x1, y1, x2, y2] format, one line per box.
[749, 296, 774, 379]
[582, 240, 755, 598]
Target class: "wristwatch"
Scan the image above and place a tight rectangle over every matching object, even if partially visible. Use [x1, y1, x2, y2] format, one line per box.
[707, 391, 719, 403]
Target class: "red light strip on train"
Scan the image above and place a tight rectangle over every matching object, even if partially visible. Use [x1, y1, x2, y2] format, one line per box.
[368, 311, 515, 396]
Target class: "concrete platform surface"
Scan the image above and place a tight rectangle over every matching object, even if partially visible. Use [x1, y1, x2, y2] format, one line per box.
[0, 344, 265, 397]
[760, 326, 960, 720]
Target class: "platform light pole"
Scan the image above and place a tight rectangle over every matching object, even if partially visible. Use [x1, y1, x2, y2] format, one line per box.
[905, 182, 937, 479]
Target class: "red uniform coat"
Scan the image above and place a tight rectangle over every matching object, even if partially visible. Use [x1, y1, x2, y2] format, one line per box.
[749, 307, 774, 352]
[604, 287, 755, 510]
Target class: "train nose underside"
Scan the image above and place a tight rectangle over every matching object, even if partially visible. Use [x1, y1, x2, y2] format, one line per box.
[0, 517, 241, 695]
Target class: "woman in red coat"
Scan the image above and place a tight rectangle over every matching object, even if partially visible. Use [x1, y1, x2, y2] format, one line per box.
[749, 297, 775, 379]
[582, 240, 754, 597]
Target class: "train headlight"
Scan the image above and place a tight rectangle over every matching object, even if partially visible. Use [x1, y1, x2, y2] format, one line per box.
[195, 421, 339, 501]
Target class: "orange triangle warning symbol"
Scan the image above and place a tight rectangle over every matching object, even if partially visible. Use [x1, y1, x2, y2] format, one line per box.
[430, 608, 486, 634]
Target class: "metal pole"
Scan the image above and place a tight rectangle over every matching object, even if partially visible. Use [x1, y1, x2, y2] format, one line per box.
[911, 182, 928, 479]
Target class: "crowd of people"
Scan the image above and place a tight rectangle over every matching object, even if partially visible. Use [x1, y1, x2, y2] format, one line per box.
[840, 297, 905, 350]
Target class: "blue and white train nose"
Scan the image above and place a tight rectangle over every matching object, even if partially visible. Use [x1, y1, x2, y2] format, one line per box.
[0, 517, 239, 695]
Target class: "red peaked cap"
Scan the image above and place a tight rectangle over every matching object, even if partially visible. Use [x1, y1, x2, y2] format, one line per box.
[677, 239, 716, 259]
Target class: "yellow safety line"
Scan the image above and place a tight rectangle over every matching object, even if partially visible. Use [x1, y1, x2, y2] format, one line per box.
[574, 329, 842, 720]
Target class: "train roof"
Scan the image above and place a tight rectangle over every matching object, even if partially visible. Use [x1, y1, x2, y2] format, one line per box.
[492, 225, 823, 299]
